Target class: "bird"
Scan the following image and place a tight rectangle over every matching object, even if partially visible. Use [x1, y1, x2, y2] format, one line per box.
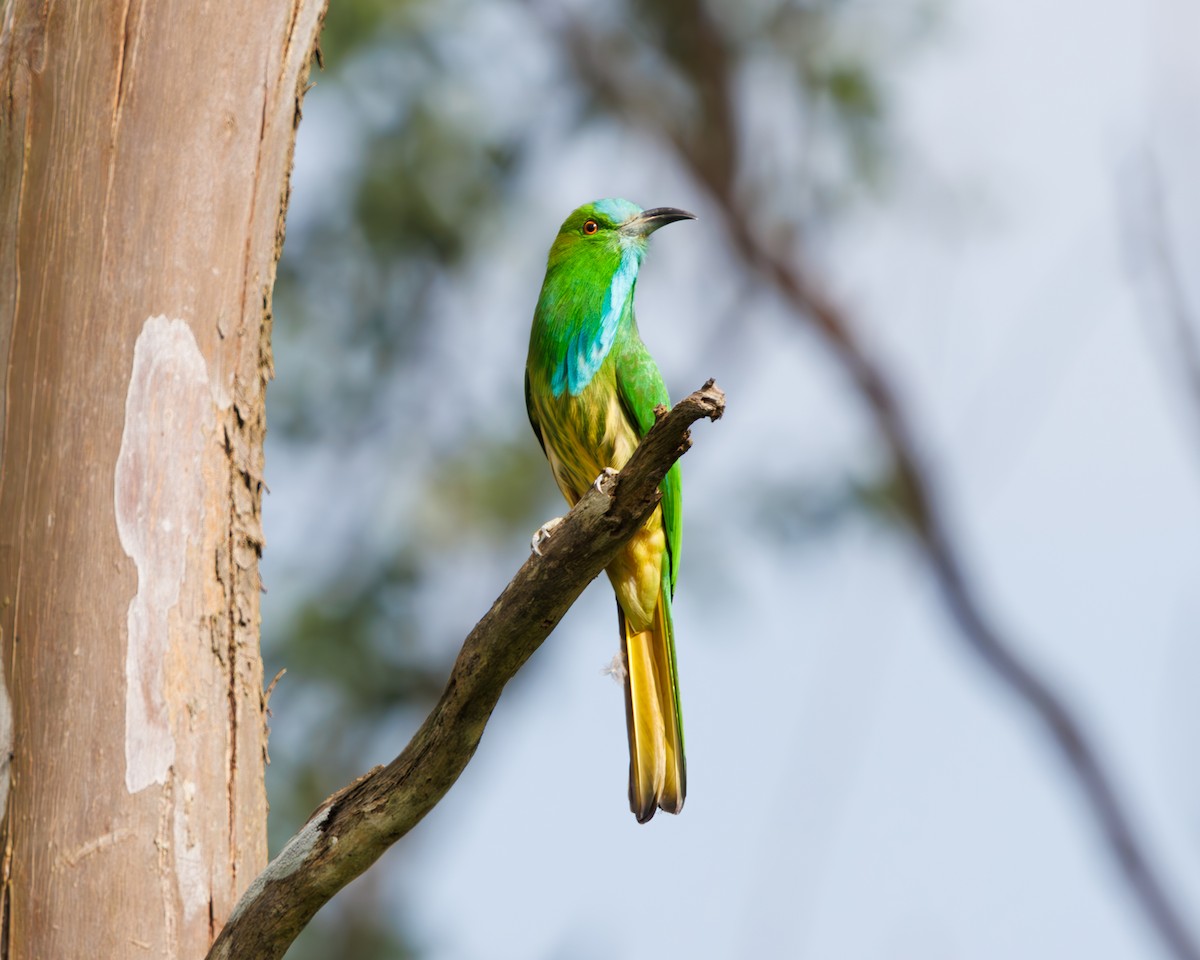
[524, 198, 695, 822]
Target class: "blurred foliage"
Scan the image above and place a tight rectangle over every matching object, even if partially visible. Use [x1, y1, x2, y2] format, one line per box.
[317, 0, 406, 65]
[265, 1, 932, 956]
[276, 551, 442, 711]
[356, 113, 521, 262]
[755, 466, 927, 550]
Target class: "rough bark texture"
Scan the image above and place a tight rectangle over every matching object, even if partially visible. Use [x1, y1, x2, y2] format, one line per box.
[206, 381, 725, 960]
[0, 1, 326, 956]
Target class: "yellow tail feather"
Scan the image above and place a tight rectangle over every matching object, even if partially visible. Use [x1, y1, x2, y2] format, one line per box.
[620, 587, 686, 823]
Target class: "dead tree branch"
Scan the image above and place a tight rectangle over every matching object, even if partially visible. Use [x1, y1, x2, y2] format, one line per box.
[206, 381, 725, 960]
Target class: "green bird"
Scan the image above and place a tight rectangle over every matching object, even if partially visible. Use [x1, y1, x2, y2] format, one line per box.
[525, 198, 695, 822]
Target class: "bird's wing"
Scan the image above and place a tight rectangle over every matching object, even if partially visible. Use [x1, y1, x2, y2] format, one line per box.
[524, 368, 546, 456]
[614, 331, 682, 596]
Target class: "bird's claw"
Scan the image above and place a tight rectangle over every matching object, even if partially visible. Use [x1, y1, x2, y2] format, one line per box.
[592, 467, 620, 492]
[531, 516, 565, 556]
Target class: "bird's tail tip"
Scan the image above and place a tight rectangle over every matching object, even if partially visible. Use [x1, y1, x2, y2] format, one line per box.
[621, 594, 686, 824]
[631, 785, 685, 823]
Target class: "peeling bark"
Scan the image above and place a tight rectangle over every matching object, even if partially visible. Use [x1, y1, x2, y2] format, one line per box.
[0, 2, 326, 957]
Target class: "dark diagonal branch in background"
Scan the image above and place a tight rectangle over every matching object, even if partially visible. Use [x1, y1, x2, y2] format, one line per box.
[206, 382, 725, 960]
[738, 235, 1200, 960]
[727, 131, 1200, 960]
[543, 7, 1200, 958]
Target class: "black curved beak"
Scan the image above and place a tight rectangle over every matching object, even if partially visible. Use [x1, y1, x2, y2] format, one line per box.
[623, 207, 698, 237]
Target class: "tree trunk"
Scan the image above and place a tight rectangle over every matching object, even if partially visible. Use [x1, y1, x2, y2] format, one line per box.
[0, 2, 325, 956]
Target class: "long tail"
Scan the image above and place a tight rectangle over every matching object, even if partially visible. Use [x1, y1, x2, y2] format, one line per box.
[619, 571, 686, 823]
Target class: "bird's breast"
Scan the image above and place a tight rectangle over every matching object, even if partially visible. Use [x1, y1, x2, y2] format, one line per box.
[535, 369, 637, 505]
[533, 368, 665, 629]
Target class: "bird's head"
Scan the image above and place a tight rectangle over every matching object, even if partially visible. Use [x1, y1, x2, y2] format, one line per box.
[546, 198, 696, 276]
[532, 199, 695, 396]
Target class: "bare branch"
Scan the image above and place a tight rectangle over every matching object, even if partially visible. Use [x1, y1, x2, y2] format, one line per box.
[206, 382, 725, 960]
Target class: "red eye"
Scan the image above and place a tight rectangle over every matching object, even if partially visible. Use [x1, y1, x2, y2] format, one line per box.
[582, 219, 599, 235]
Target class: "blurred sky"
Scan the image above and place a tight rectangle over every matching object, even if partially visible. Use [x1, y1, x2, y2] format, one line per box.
[264, 0, 1200, 956]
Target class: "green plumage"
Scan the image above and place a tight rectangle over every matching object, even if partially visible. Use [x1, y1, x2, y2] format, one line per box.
[525, 198, 694, 822]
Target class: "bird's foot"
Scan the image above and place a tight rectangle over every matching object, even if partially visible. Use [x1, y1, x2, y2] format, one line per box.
[530, 516, 565, 556]
[592, 467, 619, 492]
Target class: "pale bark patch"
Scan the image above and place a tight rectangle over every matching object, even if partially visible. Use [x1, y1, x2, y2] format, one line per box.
[0, 672, 12, 822]
[116, 316, 214, 793]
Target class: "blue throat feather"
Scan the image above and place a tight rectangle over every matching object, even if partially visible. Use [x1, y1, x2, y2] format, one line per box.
[550, 241, 642, 398]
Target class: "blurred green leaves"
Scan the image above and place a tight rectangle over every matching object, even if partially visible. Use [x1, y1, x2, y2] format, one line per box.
[318, 0, 418, 68]
[357, 110, 521, 263]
